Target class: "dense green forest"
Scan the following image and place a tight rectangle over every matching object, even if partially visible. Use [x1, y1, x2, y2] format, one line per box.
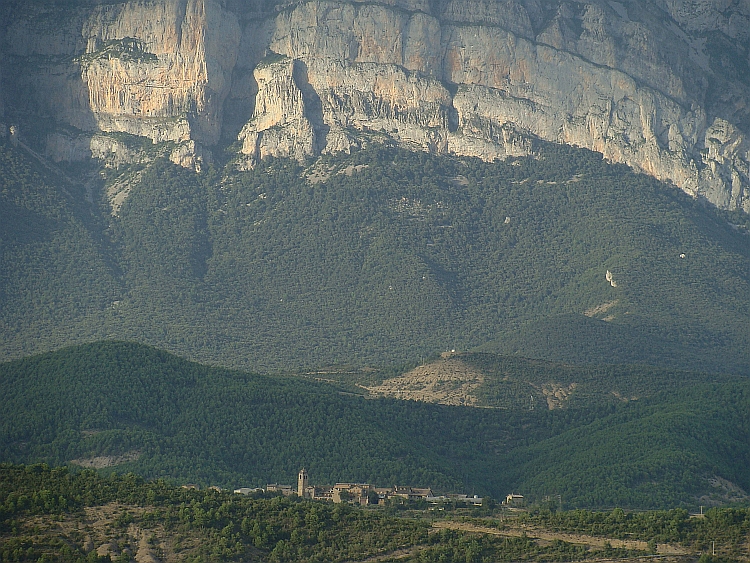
[1, 136, 749, 372]
[1, 342, 749, 509]
[1, 464, 748, 562]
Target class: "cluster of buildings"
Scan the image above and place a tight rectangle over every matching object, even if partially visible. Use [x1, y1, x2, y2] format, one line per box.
[234, 468, 487, 506]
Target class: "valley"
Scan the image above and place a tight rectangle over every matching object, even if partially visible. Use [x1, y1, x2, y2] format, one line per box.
[1, 1, 750, 558]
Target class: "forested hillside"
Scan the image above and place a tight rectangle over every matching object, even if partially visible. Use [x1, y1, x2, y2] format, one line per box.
[1, 138, 749, 372]
[0, 140, 117, 357]
[2, 342, 749, 509]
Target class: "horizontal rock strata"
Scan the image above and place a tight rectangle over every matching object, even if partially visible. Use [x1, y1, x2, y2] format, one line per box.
[1, 0, 748, 210]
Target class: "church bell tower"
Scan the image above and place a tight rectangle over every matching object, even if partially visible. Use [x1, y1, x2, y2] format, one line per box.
[298, 468, 308, 497]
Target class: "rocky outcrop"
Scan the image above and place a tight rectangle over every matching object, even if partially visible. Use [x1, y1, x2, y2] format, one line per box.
[45, 132, 211, 174]
[238, 57, 318, 166]
[78, 0, 240, 145]
[2, 0, 749, 210]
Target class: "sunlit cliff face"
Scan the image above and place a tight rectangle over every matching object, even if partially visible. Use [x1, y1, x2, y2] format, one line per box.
[1, 0, 749, 211]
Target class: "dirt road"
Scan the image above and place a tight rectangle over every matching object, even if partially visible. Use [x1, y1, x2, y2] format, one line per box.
[432, 520, 689, 555]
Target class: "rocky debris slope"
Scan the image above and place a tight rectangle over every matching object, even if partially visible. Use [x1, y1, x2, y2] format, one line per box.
[363, 356, 486, 406]
[1, 0, 749, 210]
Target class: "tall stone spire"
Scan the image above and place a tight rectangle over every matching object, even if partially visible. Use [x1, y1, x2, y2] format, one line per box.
[298, 468, 308, 497]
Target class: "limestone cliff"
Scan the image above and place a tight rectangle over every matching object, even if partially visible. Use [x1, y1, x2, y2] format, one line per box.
[2, 0, 239, 167]
[2, 0, 749, 211]
[238, 56, 319, 166]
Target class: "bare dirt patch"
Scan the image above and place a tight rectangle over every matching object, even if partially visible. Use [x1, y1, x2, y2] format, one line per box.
[70, 450, 141, 469]
[541, 382, 577, 409]
[85, 505, 165, 562]
[584, 300, 619, 318]
[362, 358, 485, 405]
[52, 503, 192, 563]
[18, 501, 264, 563]
[340, 546, 419, 563]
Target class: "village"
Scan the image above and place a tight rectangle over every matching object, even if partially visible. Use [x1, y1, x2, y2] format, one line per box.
[233, 468, 525, 508]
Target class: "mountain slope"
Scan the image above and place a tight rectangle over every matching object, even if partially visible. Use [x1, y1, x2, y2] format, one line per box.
[1, 341, 749, 508]
[1, 139, 749, 371]
[507, 385, 750, 508]
[0, 140, 118, 357]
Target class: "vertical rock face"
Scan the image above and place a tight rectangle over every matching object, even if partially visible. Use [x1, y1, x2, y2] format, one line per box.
[2, 0, 240, 162]
[245, 0, 750, 211]
[1, 0, 749, 211]
[238, 57, 318, 166]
